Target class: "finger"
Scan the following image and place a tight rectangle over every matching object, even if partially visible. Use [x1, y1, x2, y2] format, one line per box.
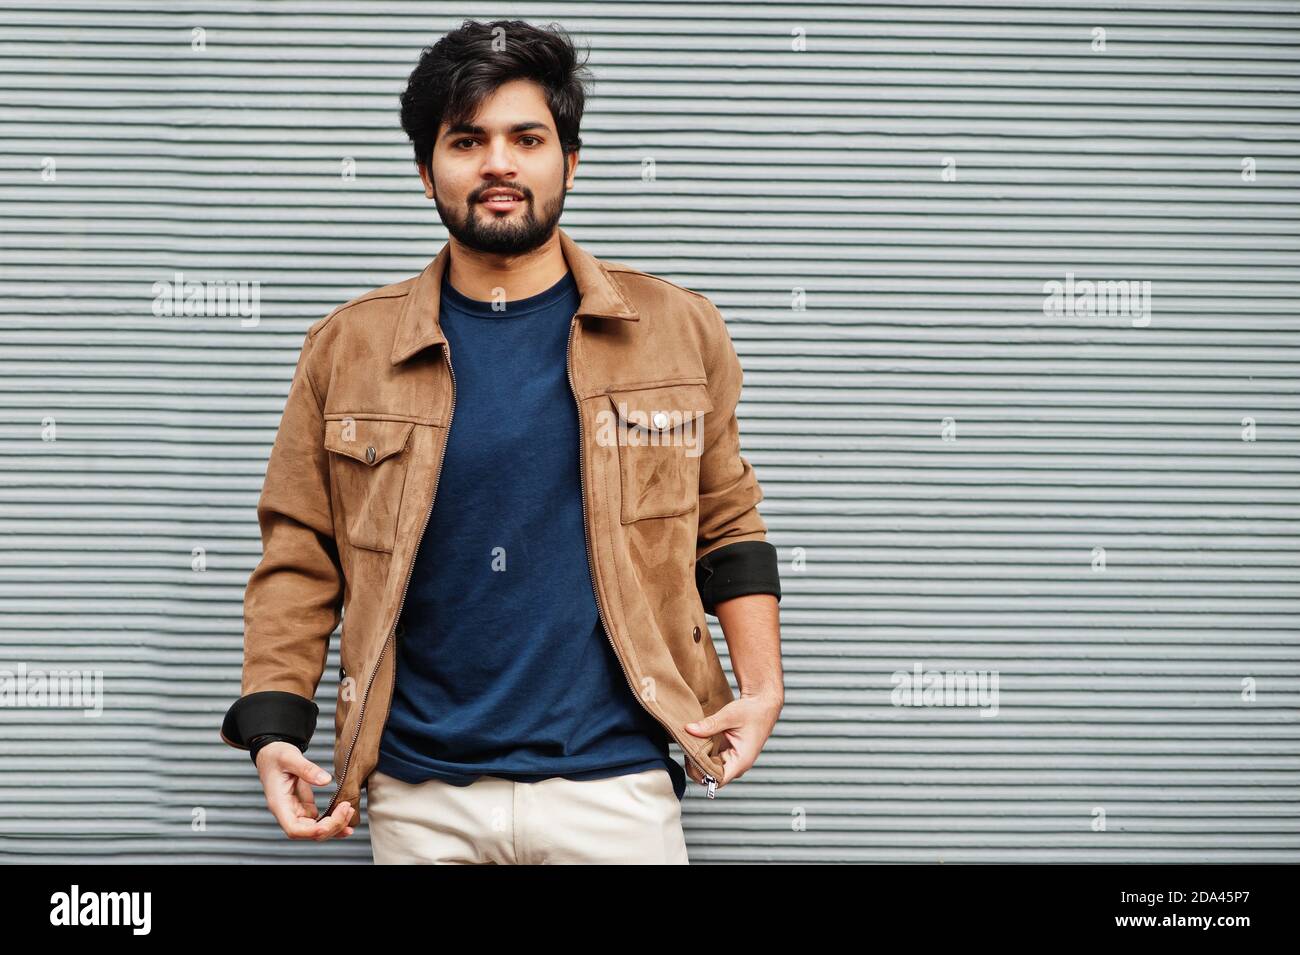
[268, 796, 335, 840]
[315, 802, 351, 841]
[719, 748, 742, 785]
[293, 775, 319, 813]
[332, 806, 358, 838]
[685, 702, 744, 738]
[289, 751, 331, 787]
[313, 801, 352, 841]
[332, 810, 358, 841]
[683, 717, 712, 738]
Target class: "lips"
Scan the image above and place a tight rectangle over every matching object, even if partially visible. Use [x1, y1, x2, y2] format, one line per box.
[480, 194, 522, 213]
[479, 189, 524, 206]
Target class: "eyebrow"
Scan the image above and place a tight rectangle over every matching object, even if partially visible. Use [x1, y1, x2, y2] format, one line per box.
[441, 121, 550, 141]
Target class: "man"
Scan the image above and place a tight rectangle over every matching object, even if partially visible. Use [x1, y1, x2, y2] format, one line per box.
[219, 18, 783, 864]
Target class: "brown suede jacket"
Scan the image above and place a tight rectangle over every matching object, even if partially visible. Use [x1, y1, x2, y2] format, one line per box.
[220, 227, 781, 823]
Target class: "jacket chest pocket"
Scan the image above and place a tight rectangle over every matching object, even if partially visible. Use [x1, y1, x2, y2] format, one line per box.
[324, 415, 415, 553]
[606, 382, 713, 524]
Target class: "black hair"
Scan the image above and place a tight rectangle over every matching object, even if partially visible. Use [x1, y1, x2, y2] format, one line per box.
[399, 19, 593, 169]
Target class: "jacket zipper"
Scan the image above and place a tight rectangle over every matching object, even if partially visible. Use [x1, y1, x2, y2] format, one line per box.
[318, 339, 458, 822]
[565, 312, 719, 799]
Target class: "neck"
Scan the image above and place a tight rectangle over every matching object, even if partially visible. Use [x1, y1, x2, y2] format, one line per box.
[445, 231, 567, 302]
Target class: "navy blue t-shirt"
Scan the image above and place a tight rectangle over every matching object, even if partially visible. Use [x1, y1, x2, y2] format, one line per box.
[375, 268, 687, 801]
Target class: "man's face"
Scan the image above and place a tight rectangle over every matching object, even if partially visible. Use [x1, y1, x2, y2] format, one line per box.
[421, 79, 576, 256]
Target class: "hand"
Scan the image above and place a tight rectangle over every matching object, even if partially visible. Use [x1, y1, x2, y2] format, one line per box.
[255, 741, 356, 840]
[681, 689, 784, 790]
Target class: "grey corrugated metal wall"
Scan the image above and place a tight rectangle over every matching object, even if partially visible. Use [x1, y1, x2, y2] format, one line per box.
[2, 2, 1298, 863]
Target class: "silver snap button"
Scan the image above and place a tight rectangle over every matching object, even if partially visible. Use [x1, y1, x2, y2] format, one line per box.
[365, 446, 376, 463]
[652, 411, 669, 429]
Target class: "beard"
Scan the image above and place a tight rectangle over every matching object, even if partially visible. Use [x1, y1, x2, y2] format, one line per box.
[433, 182, 566, 256]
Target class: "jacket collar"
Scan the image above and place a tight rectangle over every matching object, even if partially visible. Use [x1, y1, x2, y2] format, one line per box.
[390, 225, 639, 365]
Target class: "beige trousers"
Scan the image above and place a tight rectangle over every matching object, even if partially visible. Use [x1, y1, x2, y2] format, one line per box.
[366, 766, 690, 864]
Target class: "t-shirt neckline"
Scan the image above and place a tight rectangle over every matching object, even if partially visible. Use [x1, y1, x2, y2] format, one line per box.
[440, 270, 576, 319]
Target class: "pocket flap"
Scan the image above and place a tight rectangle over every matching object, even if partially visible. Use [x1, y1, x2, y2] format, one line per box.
[324, 417, 415, 466]
[607, 382, 713, 433]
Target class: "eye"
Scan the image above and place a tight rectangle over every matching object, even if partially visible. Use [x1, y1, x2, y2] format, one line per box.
[519, 135, 542, 146]
[453, 138, 477, 149]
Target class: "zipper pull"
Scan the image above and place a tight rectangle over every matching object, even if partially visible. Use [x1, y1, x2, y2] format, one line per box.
[704, 774, 717, 798]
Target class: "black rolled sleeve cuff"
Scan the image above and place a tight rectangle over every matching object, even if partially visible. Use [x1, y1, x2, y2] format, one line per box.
[695, 540, 782, 616]
[248, 733, 309, 766]
[221, 690, 318, 752]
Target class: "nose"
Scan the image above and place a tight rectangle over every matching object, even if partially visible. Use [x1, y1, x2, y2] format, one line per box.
[479, 136, 517, 181]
